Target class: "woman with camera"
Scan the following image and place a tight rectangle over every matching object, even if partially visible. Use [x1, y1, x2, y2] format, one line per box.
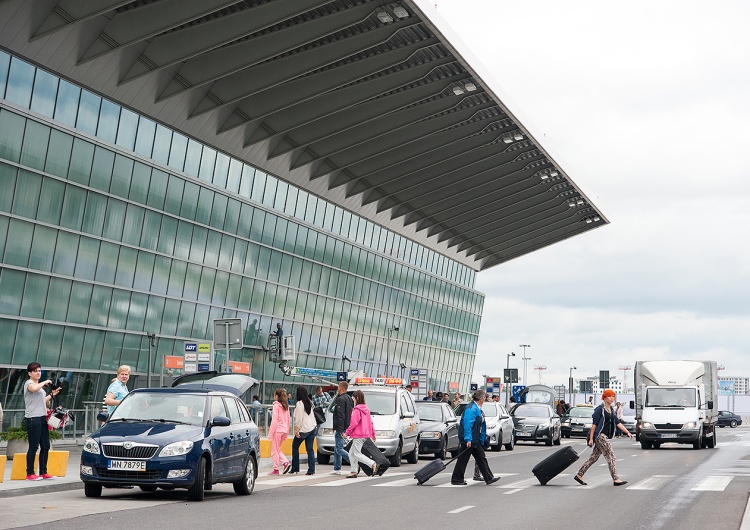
[23, 362, 60, 480]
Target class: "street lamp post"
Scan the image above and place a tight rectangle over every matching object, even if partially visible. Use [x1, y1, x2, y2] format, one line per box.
[569, 366, 577, 405]
[506, 352, 516, 406]
[385, 326, 399, 378]
[146, 332, 156, 387]
[520, 344, 530, 385]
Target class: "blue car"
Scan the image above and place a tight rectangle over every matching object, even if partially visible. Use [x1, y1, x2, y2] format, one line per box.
[80, 373, 260, 501]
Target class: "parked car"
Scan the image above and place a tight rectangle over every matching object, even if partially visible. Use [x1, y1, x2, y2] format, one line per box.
[317, 383, 419, 467]
[620, 407, 637, 438]
[561, 405, 594, 438]
[717, 410, 742, 428]
[415, 401, 460, 459]
[511, 403, 561, 446]
[80, 373, 260, 501]
[454, 400, 515, 451]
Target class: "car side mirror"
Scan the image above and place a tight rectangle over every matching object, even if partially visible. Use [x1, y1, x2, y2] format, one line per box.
[97, 412, 109, 422]
[706, 400, 713, 410]
[402, 411, 415, 419]
[211, 415, 231, 427]
[629, 400, 635, 409]
[500, 415, 510, 420]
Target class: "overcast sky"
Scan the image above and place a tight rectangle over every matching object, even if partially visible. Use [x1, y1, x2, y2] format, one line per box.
[423, 1, 750, 390]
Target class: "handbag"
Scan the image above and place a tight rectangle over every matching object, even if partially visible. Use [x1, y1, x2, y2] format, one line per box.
[313, 406, 326, 425]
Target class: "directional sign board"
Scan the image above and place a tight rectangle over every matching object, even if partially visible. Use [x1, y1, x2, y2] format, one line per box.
[290, 367, 339, 379]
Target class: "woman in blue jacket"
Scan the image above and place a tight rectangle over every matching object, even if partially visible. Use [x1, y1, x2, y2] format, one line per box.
[575, 389, 634, 486]
[450, 390, 500, 486]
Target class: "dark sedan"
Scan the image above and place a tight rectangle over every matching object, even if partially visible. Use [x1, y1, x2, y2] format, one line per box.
[415, 401, 460, 459]
[561, 405, 594, 438]
[81, 374, 260, 501]
[717, 410, 743, 428]
[511, 403, 561, 446]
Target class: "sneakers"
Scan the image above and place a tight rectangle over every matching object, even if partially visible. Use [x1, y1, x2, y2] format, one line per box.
[486, 477, 501, 486]
[282, 462, 291, 474]
[329, 470, 342, 475]
[26, 474, 43, 481]
[267, 469, 280, 476]
[41, 474, 56, 480]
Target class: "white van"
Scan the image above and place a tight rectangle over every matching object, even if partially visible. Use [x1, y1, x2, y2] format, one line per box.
[317, 383, 420, 467]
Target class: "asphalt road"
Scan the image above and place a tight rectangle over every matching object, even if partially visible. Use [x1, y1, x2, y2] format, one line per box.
[4, 429, 749, 530]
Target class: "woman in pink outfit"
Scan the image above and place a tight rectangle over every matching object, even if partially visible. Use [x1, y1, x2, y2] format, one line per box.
[344, 390, 378, 478]
[268, 388, 291, 475]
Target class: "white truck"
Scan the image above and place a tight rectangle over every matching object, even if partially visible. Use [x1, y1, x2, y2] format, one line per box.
[633, 360, 718, 450]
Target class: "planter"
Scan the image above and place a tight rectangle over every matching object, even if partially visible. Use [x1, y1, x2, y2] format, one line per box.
[6, 439, 29, 460]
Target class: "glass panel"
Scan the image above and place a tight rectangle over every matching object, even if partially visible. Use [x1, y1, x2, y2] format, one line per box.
[226, 158, 243, 194]
[0, 50, 9, 99]
[0, 163, 16, 211]
[231, 239, 247, 274]
[19, 273, 48, 319]
[133, 251, 155, 291]
[134, 116, 155, 158]
[203, 228, 220, 267]
[214, 152, 230, 189]
[95, 240, 119, 284]
[81, 329, 105, 369]
[174, 220, 193, 260]
[139, 210, 161, 251]
[66, 280, 92, 325]
[29, 224, 57, 272]
[0, 109, 25, 162]
[108, 289, 130, 329]
[176, 301, 196, 337]
[45, 277, 72, 321]
[239, 164, 255, 198]
[115, 107, 138, 151]
[129, 161, 151, 204]
[164, 174, 185, 216]
[30, 68, 58, 118]
[5, 57, 35, 108]
[147, 168, 169, 210]
[0, 268, 25, 315]
[97, 99, 120, 143]
[115, 247, 137, 288]
[75, 236, 99, 281]
[54, 79, 81, 127]
[250, 169, 265, 203]
[12, 169, 42, 217]
[44, 129, 73, 178]
[180, 181, 199, 220]
[196, 187, 213, 225]
[184, 138, 202, 176]
[167, 260, 187, 297]
[198, 146, 216, 182]
[68, 138, 95, 186]
[304, 194, 317, 224]
[262, 174, 277, 208]
[4, 218, 33, 266]
[51, 232, 79, 276]
[89, 145, 115, 191]
[152, 123, 172, 164]
[169, 133, 187, 171]
[110, 153, 134, 198]
[76, 89, 101, 135]
[102, 197, 126, 241]
[190, 225, 207, 262]
[21, 120, 50, 169]
[13, 322, 42, 365]
[224, 199, 240, 234]
[122, 204, 145, 246]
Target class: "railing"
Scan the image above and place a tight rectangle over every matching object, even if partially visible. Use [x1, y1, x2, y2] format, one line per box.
[1, 408, 87, 442]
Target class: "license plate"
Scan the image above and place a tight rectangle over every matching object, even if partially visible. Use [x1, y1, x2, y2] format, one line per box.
[660, 433, 678, 438]
[108, 460, 146, 471]
[517, 432, 531, 437]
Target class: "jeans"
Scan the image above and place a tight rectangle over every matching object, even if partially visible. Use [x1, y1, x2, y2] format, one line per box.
[334, 431, 349, 471]
[26, 415, 50, 476]
[291, 426, 317, 474]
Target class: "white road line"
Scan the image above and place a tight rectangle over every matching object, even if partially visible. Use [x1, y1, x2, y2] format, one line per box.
[691, 476, 734, 491]
[502, 488, 524, 495]
[627, 475, 674, 490]
[497, 477, 539, 489]
[373, 477, 420, 487]
[312, 472, 408, 486]
[565, 476, 612, 490]
[447, 506, 475, 514]
[741, 490, 750, 529]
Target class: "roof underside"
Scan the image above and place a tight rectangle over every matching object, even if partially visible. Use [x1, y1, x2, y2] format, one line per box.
[0, 0, 607, 271]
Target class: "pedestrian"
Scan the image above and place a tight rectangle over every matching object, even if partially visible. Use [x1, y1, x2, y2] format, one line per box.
[268, 388, 291, 475]
[575, 389, 634, 487]
[344, 390, 378, 478]
[451, 389, 500, 486]
[614, 401, 623, 437]
[588, 396, 594, 405]
[556, 399, 566, 417]
[291, 386, 317, 475]
[452, 393, 463, 408]
[423, 390, 435, 401]
[443, 393, 451, 403]
[23, 362, 61, 480]
[312, 386, 332, 409]
[329, 381, 354, 475]
[104, 365, 130, 414]
[492, 395, 500, 402]
[405, 385, 413, 393]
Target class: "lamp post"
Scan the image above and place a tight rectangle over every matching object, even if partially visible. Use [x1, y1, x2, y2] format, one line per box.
[385, 325, 399, 378]
[146, 332, 156, 387]
[569, 366, 577, 405]
[520, 344, 530, 385]
[506, 352, 516, 406]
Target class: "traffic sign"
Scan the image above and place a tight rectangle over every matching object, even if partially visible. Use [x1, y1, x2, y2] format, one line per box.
[599, 370, 610, 388]
[290, 367, 339, 379]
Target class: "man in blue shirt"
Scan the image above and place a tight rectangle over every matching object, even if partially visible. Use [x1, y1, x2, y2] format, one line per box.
[451, 390, 500, 486]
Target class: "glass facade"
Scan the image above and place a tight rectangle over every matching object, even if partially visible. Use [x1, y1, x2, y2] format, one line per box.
[0, 51, 484, 419]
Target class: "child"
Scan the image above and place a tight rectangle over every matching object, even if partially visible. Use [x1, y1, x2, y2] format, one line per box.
[268, 388, 291, 475]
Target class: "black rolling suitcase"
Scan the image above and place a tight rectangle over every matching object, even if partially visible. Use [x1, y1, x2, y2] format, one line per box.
[414, 447, 468, 485]
[532, 445, 588, 485]
[358, 439, 390, 476]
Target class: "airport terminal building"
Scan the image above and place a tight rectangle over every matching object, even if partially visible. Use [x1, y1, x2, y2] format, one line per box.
[0, 0, 605, 420]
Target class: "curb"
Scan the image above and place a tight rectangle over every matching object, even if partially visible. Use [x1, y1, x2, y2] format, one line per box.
[1, 481, 84, 498]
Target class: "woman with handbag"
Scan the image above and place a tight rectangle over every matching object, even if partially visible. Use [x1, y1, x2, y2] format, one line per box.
[290, 386, 317, 475]
[344, 390, 378, 478]
[23, 362, 60, 481]
[268, 388, 291, 475]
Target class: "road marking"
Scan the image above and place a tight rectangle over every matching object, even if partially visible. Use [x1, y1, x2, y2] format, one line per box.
[313, 472, 408, 486]
[565, 476, 612, 490]
[502, 488, 523, 495]
[497, 477, 539, 489]
[741, 490, 750, 529]
[447, 506, 475, 514]
[691, 476, 733, 491]
[373, 477, 420, 487]
[627, 475, 674, 490]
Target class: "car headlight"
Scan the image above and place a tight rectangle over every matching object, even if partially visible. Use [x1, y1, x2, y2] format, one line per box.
[584, 423, 593, 429]
[485, 421, 497, 429]
[375, 430, 396, 438]
[538, 423, 550, 429]
[642, 422, 654, 429]
[562, 420, 571, 426]
[421, 431, 442, 438]
[684, 421, 698, 429]
[83, 437, 100, 455]
[159, 441, 194, 457]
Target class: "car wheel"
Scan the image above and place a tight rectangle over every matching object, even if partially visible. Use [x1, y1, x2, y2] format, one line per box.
[317, 451, 330, 465]
[653, 443, 661, 449]
[435, 438, 447, 460]
[187, 457, 206, 502]
[389, 441, 403, 467]
[139, 485, 158, 492]
[545, 434, 553, 446]
[84, 483, 102, 498]
[553, 431, 561, 446]
[731, 420, 738, 428]
[406, 440, 419, 464]
[504, 433, 515, 451]
[640, 440, 651, 449]
[233, 453, 256, 496]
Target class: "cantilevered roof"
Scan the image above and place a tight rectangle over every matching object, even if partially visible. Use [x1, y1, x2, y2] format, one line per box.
[0, 0, 607, 271]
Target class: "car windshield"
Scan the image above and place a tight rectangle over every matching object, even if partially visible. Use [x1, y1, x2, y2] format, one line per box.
[481, 403, 498, 416]
[570, 407, 594, 418]
[110, 392, 207, 426]
[513, 405, 550, 418]
[646, 388, 696, 407]
[360, 391, 396, 415]
[415, 404, 443, 421]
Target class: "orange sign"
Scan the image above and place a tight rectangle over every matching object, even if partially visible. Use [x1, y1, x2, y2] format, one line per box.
[355, 377, 373, 385]
[164, 355, 184, 369]
[229, 361, 251, 374]
[448, 381, 459, 390]
[383, 378, 403, 386]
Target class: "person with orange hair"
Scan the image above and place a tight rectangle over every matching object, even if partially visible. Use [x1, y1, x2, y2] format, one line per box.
[574, 389, 634, 487]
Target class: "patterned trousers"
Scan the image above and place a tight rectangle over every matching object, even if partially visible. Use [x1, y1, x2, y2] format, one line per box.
[577, 433, 619, 481]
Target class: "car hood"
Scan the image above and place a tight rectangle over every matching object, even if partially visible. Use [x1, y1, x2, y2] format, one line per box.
[513, 416, 552, 427]
[418, 419, 446, 432]
[97, 421, 204, 445]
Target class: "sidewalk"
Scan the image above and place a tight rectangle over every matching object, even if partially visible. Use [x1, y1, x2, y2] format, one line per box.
[1, 442, 298, 497]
